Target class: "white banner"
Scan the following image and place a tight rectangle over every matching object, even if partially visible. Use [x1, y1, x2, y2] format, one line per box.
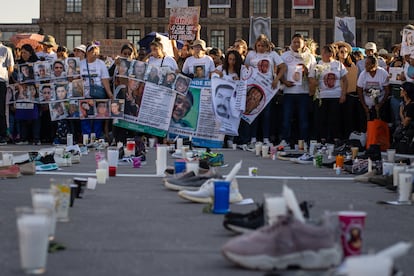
[249, 17, 271, 48]
[335, 17, 356, 47]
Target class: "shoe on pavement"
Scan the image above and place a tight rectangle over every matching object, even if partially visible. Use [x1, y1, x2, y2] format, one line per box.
[164, 172, 218, 191]
[223, 204, 264, 234]
[221, 214, 342, 271]
[178, 178, 243, 204]
[16, 140, 29, 145]
[368, 175, 393, 187]
[245, 142, 256, 152]
[291, 153, 313, 164]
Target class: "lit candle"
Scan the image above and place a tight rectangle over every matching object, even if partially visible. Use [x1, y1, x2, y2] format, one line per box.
[393, 165, 406, 187]
[265, 196, 287, 225]
[368, 158, 373, 172]
[83, 134, 89, 145]
[156, 146, 168, 175]
[98, 159, 109, 180]
[176, 138, 183, 149]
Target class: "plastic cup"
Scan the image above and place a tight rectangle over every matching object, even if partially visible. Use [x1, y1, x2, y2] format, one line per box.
[298, 140, 304, 150]
[107, 147, 118, 167]
[96, 169, 107, 183]
[264, 194, 287, 225]
[50, 179, 71, 222]
[398, 173, 413, 203]
[90, 132, 96, 142]
[255, 143, 262, 156]
[382, 162, 394, 176]
[336, 155, 344, 168]
[126, 138, 135, 152]
[31, 189, 57, 241]
[95, 151, 105, 168]
[149, 138, 156, 148]
[387, 149, 396, 162]
[16, 207, 51, 274]
[174, 160, 186, 174]
[346, 255, 393, 276]
[82, 134, 89, 145]
[262, 145, 270, 158]
[2, 153, 13, 166]
[66, 134, 73, 146]
[212, 181, 230, 214]
[338, 211, 367, 257]
[87, 177, 97, 190]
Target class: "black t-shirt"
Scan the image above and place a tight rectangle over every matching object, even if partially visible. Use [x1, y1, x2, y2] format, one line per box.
[403, 102, 414, 120]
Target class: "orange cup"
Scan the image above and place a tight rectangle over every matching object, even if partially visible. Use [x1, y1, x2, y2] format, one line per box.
[336, 155, 344, 168]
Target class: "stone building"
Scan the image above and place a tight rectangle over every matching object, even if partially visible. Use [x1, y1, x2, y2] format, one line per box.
[38, 0, 414, 52]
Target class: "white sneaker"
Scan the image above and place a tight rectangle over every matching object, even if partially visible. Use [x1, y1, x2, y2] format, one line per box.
[178, 178, 243, 204]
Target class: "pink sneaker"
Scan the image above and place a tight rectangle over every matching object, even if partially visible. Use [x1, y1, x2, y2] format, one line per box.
[221, 215, 342, 270]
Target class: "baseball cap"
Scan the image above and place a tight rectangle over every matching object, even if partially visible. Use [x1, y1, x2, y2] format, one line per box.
[365, 42, 377, 53]
[74, 44, 86, 53]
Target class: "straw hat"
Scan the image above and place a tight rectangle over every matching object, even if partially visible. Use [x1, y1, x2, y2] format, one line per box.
[40, 35, 58, 47]
[335, 41, 352, 54]
[191, 39, 207, 51]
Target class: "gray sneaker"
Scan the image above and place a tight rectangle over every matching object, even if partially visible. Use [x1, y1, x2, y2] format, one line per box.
[164, 170, 220, 191]
[221, 214, 342, 270]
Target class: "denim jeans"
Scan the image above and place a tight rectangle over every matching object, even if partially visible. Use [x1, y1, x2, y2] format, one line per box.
[250, 103, 272, 140]
[0, 82, 7, 138]
[81, 120, 103, 138]
[281, 94, 309, 141]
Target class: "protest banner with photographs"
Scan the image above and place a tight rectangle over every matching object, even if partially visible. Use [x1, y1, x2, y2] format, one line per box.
[116, 57, 131, 77]
[168, 79, 224, 148]
[114, 80, 176, 137]
[241, 67, 279, 124]
[18, 63, 35, 83]
[34, 61, 52, 81]
[129, 60, 147, 80]
[401, 28, 414, 56]
[95, 99, 111, 119]
[97, 39, 130, 58]
[49, 101, 68, 121]
[66, 100, 80, 119]
[169, 7, 200, 41]
[110, 99, 125, 118]
[211, 76, 246, 136]
[66, 57, 81, 77]
[389, 67, 404, 85]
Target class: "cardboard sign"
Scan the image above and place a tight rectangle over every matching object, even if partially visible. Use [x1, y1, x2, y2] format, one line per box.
[169, 7, 200, 41]
[97, 39, 131, 58]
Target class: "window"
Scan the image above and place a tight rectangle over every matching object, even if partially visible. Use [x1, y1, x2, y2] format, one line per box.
[295, 9, 309, 16]
[66, 30, 82, 51]
[377, 31, 392, 50]
[210, 30, 225, 50]
[295, 30, 309, 38]
[127, 0, 140, 14]
[337, 0, 350, 15]
[66, 0, 82, 12]
[253, 0, 267, 14]
[211, 8, 225, 14]
[209, 0, 231, 8]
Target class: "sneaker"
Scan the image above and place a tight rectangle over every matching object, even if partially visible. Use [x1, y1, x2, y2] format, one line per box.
[223, 204, 265, 234]
[221, 214, 342, 270]
[33, 140, 41, 146]
[0, 165, 21, 178]
[178, 178, 243, 204]
[237, 144, 248, 151]
[276, 153, 303, 161]
[200, 151, 224, 167]
[246, 142, 256, 152]
[368, 175, 393, 187]
[354, 169, 377, 182]
[291, 153, 313, 164]
[0, 137, 7, 146]
[165, 170, 221, 191]
[16, 140, 29, 145]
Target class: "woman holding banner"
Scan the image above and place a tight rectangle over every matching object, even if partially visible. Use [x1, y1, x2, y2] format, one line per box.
[244, 34, 286, 147]
[147, 38, 178, 72]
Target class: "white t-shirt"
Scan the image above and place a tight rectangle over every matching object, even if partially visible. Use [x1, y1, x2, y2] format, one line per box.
[245, 51, 283, 81]
[357, 67, 389, 108]
[215, 65, 244, 80]
[80, 59, 109, 96]
[182, 55, 215, 79]
[281, 50, 317, 94]
[357, 57, 387, 76]
[309, 60, 348, 98]
[148, 56, 178, 71]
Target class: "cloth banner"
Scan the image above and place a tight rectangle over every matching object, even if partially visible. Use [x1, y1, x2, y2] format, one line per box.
[169, 7, 200, 41]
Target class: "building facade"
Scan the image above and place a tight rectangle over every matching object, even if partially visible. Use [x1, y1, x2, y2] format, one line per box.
[38, 0, 414, 52]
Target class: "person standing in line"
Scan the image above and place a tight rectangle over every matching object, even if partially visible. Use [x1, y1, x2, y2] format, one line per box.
[0, 32, 15, 145]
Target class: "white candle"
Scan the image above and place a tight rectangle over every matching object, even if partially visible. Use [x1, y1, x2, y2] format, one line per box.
[255, 143, 262, 156]
[156, 146, 168, 175]
[83, 134, 89, 145]
[87, 177, 97, 190]
[2, 153, 13, 166]
[107, 148, 118, 167]
[98, 159, 109, 180]
[32, 193, 56, 238]
[393, 165, 406, 187]
[67, 134, 73, 146]
[186, 161, 199, 175]
[265, 196, 287, 225]
[398, 173, 413, 202]
[176, 138, 183, 149]
[96, 169, 106, 184]
[368, 158, 373, 172]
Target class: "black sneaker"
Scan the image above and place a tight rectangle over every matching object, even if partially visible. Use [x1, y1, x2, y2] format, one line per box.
[0, 137, 7, 146]
[223, 204, 264, 234]
[164, 172, 219, 191]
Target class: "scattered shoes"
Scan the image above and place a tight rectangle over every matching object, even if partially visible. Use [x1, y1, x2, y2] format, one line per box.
[0, 165, 21, 178]
[291, 153, 313, 164]
[223, 204, 264, 234]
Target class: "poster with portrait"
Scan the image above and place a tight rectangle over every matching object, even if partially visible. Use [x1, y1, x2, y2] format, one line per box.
[388, 67, 404, 85]
[66, 57, 81, 77]
[49, 101, 68, 121]
[168, 79, 224, 148]
[79, 99, 96, 119]
[169, 7, 200, 41]
[18, 63, 35, 83]
[401, 28, 414, 57]
[39, 83, 55, 102]
[241, 68, 279, 124]
[160, 67, 177, 89]
[173, 74, 191, 95]
[116, 58, 131, 77]
[34, 61, 52, 81]
[129, 60, 147, 80]
[211, 77, 245, 136]
[51, 60, 67, 80]
[66, 100, 80, 119]
[335, 17, 356, 47]
[110, 99, 125, 117]
[144, 65, 162, 85]
[249, 17, 271, 47]
[69, 78, 84, 98]
[95, 99, 111, 119]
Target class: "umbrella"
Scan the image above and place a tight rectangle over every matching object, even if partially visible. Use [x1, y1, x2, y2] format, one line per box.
[10, 33, 44, 49]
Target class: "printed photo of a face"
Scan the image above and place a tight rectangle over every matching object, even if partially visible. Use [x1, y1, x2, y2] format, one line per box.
[67, 100, 80, 118]
[214, 84, 233, 119]
[26, 84, 38, 101]
[70, 79, 84, 98]
[110, 99, 125, 117]
[55, 83, 69, 100]
[40, 84, 54, 102]
[173, 75, 190, 95]
[79, 99, 95, 119]
[52, 60, 66, 79]
[50, 102, 67, 121]
[19, 63, 35, 82]
[95, 100, 110, 118]
[117, 58, 130, 76]
[171, 92, 194, 129]
[323, 73, 336, 89]
[161, 71, 176, 89]
[194, 65, 205, 79]
[35, 62, 51, 81]
[144, 65, 160, 84]
[244, 85, 265, 115]
[258, 59, 270, 74]
[66, 58, 80, 77]
[131, 60, 147, 80]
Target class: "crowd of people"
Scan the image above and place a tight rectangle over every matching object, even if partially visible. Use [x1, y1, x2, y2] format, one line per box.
[0, 24, 414, 151]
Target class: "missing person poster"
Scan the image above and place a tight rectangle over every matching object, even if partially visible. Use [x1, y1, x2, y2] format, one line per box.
[241, 67, 279, 124]
[169, 7, 200, 41]
[168, 79, 224, 148]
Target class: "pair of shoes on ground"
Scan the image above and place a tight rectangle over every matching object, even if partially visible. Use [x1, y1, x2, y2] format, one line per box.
[0, 164, 21, 178]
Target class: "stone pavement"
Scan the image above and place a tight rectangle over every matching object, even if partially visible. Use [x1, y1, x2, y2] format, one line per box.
[0, 145, 413, 275]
